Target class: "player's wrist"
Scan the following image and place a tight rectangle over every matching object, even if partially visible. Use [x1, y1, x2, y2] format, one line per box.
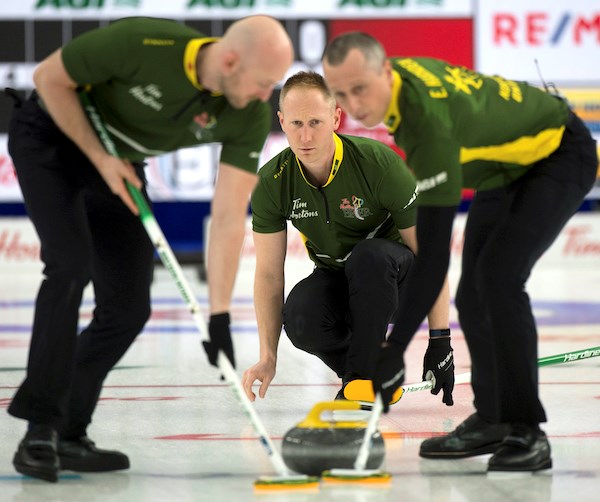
[429, 328, 450, 338]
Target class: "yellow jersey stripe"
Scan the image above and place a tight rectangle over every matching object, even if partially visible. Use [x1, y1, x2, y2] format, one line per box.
[460, 126, 565, 165]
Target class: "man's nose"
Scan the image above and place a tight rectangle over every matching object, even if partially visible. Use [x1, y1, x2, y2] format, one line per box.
[345, 95, 362, 117]
[300, 126, 312, 143]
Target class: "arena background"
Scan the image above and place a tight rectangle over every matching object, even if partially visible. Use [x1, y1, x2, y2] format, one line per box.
[0, 0, 598, 267]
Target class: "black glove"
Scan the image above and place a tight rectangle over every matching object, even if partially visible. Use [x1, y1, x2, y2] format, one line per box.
[422, 333, 454, 406]
[202, 313, 236, 369]
[372, 341, 405, 413]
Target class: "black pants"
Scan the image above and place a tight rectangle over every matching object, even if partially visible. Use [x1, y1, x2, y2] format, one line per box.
[7, 93, 154, 438]
[455, 111, 598, 425]
[283, 238, 414, 381]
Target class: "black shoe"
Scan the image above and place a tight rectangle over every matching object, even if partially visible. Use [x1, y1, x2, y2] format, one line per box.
[13, 425, 59, 483]
[420, 413, 511, 459]
[58, 436, 130, 472]
[488, 424, 552, 472]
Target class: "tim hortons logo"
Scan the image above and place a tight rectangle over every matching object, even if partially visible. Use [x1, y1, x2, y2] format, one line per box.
[562, 225, 600, 256]
[0, 229, 40, 261]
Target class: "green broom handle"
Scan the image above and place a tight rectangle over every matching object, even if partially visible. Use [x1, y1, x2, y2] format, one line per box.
[537, 346, 600, 367]
[402, 345, 600, 394]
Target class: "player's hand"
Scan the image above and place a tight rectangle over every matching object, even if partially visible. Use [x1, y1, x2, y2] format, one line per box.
[242, 360, 276, 401]
[372, 341, 405, 413]
[202, 313, 236, 369]
[423, 336, 455, 406]
[96, 154, 142, 215]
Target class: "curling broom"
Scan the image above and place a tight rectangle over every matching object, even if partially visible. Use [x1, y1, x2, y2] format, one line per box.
[343, 345, 600, 405]
[81, 93, 319, 493]
[322, 394, 392, 485]
[323, 345, 600, 484]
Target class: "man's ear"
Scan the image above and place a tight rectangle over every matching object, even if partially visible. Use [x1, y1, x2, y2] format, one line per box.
[383, 59, 393, 82]
[277, 110, 285, 131]
[333, 107, 342, 131]
[221, 50, 241, 75]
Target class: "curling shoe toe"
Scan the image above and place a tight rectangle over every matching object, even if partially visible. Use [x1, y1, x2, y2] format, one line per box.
[13, 425, 59, 483]
[420, 413, 511, 459]
[58, 436, 129, 472]
[488, 424, 552, 472]
[335, 381, 372, 411]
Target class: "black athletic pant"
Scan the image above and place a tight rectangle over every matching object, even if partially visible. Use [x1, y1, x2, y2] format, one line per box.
[7, 93, 154, 438]
[282, 238, 414, 381]
[455, 110, 598, 425]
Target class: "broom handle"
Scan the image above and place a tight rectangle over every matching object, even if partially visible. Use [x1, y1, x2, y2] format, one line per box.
[401, 345, 600, 395]
[134, 206, 290, 476]
[82, 94, 291, 478]
[354, 394, 384, 471]
[538, 346, 600, 366]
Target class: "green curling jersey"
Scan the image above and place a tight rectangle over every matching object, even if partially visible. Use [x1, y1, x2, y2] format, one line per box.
[252, 133, 418, 271]
[383, 57, 571, 205]
[61, 17, 270, 170]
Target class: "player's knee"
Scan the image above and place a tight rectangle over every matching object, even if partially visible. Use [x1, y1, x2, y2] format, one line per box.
[346, 240, 380, 275]
[124, 300, 151, 334]
[477, 267, 521, 303]
[46, 261, 91, 294]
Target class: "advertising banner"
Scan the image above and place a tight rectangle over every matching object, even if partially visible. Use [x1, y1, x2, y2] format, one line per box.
[6, 212, 600, 272]
[476, 0, 600, 85]
[0, 0, 473, 20]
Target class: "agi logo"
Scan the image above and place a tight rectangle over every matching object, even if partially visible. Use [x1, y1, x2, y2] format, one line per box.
[493, 11, 600, 46]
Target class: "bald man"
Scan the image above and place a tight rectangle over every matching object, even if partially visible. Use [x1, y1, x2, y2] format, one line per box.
[6, 16, 293, 482]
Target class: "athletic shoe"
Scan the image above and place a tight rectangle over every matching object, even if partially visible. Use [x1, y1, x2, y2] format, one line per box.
[13, 425, 59, 483]
[488, 424, 552, 472]
[420, 413, 511, 459]
[335, 381, 373, 411]
[58, 436, 129, 472]
[341, 379, 404, 406]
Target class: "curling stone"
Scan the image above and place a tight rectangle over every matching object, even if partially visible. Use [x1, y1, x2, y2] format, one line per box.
[281, 401, 385, 476]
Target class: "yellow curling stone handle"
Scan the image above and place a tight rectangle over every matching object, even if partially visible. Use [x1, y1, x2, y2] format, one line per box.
[296, 401, 369, 429]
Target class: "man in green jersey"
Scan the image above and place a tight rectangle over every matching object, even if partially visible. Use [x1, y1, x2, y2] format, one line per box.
[241, 71, 451, 406]
[6, 16, 293, 482]
[323, 32, 598, 472]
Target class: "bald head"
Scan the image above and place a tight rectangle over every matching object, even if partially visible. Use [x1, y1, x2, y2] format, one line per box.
[203, 16, 293, 108]
[223, 16, 294, 71]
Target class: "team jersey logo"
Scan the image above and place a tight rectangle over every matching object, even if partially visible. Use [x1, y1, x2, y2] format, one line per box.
[290, 198, 319, 220]
[340, 195, 372, 220]
[444, 66, 483, 95]
[191, 112, 217, 140]
[129, 84, 163, 111]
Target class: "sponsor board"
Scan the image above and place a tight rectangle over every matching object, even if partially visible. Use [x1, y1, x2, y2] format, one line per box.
[3, 213, 600, 272]
[562, 89, 600, 187]
[0, 0, 473, 20]
[0, 218, 42, 272]
[476, 0, 600, 84]
[0, 136, 21, 202]
[0, 133, 288, 203]
[238, 213, 600, 268]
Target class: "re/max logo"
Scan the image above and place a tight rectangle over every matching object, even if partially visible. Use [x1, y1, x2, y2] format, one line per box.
[493, 12, 600, 46]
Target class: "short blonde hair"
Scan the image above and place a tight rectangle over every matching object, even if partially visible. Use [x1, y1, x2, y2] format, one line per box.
[279, 71, 336, 111]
